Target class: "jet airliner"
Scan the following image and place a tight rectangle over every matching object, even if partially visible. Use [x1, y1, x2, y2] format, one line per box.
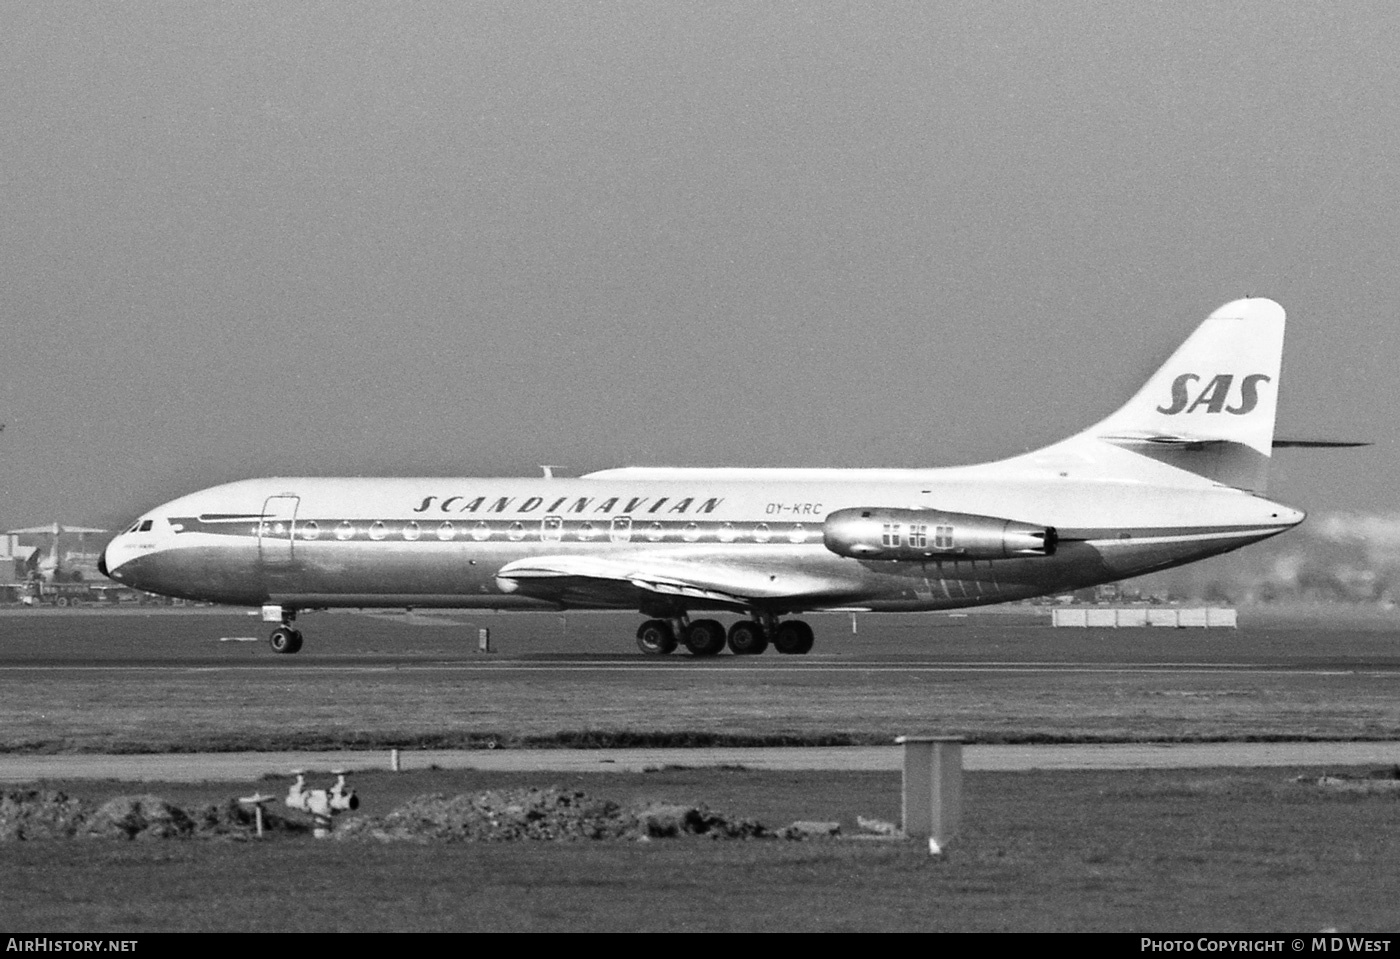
[102, 298, 1307, 656]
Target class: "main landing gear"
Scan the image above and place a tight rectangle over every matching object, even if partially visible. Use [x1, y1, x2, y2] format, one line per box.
[635, 615, 814, 658]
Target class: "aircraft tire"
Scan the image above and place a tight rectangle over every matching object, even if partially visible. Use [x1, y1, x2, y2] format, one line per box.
[270, 627, 302, 655]
[773, 620, 815, 655]
[55, 597, 69, 608]
[726, 620, 769, 655]
[636, 619, 677, 655]
[683, 619, 727, 657]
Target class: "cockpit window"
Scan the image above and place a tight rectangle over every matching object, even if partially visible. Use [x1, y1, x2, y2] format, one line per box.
[137, 520, 153, 533]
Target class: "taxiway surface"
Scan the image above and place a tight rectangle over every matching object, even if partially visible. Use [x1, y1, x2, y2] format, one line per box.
[5, 741, 1400, 783]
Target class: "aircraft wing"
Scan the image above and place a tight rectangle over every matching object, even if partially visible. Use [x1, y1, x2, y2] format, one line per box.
[5, 525, 108, 535]
[495, 554, 845, 610]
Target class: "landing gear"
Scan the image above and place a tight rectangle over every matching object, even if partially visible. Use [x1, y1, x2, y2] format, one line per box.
[269, 626, 303, 654]
[773, 620, 815, 655]
[682, 619, 727, 657]
[636, 619, 677, 655]
[726, 620, 769, 655]
[263, 605, 304, 654]
[634, 614, 814, 656]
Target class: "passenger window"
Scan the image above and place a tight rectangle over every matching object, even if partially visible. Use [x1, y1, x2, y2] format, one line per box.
[403, 521, 421, 542]
[368, 521, 388, 541]
[471, 521, 491, 542]
[335, 521, 356, 541]
[437, 521, 456, 541]
[753, 523, 771, 543]
[302, 521, 321, 541]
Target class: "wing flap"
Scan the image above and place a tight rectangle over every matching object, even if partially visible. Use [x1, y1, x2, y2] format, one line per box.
[496, 554, 838, 609]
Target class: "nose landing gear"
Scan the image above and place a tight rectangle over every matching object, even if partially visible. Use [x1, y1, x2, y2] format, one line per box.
[263, 605, 303, 654]
[269, 626, 303, 654]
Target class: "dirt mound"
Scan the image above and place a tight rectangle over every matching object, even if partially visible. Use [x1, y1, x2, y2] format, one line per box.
[1296, 767, 1400, 793]
[82, 795, 196, 840]
[2, 787, 791, 843]
[1, 791, 313, 841]
[335, 787, 772, 842]
[0, 789, 90, 840]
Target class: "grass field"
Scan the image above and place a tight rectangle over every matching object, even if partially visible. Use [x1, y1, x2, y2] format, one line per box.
[5, 766, 1400, 932]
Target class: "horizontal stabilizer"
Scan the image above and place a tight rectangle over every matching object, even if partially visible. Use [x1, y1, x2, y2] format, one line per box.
[6, 524, 107, 535]
[1272, 439, 1372, 448]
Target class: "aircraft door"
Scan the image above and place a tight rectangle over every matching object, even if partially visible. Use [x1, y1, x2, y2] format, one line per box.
[610, 515, 632, 543]
[259, 495, 300, 567]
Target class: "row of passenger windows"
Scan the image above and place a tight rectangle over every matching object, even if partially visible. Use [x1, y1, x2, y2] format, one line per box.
[257, 518, 814, 545]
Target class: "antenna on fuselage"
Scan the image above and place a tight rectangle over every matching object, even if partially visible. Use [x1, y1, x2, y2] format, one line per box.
[539, 465, 564, 479]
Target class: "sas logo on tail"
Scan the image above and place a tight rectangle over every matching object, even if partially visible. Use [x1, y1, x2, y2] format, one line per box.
[1157, 373, 1272, 416]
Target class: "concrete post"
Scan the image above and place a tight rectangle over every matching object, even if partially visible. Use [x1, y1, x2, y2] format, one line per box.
[478, 627, 492, 652]
[897, 735, 963, 855]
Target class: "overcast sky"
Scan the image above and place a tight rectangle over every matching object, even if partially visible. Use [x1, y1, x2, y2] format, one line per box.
[2, 1, 1397, 531]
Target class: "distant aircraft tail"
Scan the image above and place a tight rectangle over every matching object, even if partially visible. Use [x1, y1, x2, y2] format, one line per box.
[1010, 298, 1286, 492]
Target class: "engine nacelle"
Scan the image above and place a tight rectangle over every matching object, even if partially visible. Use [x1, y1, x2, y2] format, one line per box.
[823, 507, 1057, 561]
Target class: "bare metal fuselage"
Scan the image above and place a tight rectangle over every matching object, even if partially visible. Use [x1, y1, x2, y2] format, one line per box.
[102, 469, 1301, 615]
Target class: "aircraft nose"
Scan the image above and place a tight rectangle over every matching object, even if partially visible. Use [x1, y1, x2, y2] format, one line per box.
[97, 548, 109, 578]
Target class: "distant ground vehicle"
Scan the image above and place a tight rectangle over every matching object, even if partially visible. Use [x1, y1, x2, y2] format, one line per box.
[20, 580, 99, 607]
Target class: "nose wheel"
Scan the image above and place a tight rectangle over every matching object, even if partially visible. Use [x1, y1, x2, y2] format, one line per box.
[269, 626, 303, 654]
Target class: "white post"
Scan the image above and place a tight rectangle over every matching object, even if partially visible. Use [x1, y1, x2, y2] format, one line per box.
[897, 735, 963, 855]
[478, 627, 492, 652]
[390, 748, 400, 772]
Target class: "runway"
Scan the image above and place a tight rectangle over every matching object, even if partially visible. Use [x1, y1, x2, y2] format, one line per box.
[5, 741, 1399, 783]
[4, 659, 1396, 675]
[4, 607, 1399, 772]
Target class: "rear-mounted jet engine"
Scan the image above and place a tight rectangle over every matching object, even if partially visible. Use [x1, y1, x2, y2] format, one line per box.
[822, 507, 1057, 561]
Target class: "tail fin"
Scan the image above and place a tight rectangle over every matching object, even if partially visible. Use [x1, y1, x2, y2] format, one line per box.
[1020, 298, 1286, 492]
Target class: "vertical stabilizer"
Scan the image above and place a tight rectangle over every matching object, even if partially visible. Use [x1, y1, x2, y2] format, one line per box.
[1024, 298, 1286, 492]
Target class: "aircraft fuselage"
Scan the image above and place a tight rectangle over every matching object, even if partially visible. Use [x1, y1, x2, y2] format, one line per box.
[102, 470, 1301, 614]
